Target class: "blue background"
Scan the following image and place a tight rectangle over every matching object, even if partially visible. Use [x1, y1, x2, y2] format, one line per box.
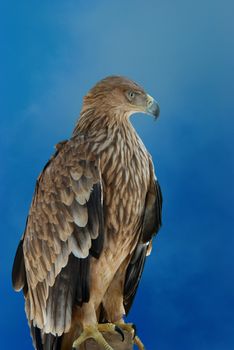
[1, 1, 234, 349]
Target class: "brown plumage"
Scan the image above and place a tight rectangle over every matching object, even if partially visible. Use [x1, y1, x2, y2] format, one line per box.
[12, 76, 162, 350]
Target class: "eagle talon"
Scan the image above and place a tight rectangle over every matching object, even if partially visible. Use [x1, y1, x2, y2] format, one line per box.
[131, 323, 137, 339]
[134, 335, 145, 350]
[114, 325, 125, 341]
[73, 324, 115, 350]
[114, 322, 144, 349]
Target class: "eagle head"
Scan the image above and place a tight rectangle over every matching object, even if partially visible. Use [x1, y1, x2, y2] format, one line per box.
[83, 76, 159, 119]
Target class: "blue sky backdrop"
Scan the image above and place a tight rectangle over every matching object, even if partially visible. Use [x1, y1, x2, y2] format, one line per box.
[1, 1, 234, 349]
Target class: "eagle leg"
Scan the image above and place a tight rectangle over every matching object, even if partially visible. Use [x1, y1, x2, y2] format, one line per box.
[72, 323, 124, 350]
[115, 322, 145, 350]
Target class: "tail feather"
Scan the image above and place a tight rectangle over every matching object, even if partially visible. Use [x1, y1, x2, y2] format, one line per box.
[31, 325, 62, 350]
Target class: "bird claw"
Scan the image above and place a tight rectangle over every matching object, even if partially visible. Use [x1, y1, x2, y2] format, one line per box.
[131, 323, 137, 339]
[114, 325, 125, 341]
[114, 322, 145, 349]
[134, 335, 145, 350]
[73, 323, 124, 350]
[72, 322, 145, 350]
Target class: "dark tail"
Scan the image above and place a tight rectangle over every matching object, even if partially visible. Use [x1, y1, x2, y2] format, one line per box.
[31, 325, 63, 350]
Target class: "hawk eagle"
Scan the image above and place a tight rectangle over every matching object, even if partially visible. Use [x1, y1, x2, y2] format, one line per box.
[12, 76, 162, 350]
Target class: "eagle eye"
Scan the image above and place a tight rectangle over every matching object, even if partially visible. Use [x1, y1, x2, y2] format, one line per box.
[126, 90, 136, 102]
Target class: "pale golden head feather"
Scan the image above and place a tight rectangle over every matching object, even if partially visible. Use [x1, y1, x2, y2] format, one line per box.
[74, 76, 159, 134]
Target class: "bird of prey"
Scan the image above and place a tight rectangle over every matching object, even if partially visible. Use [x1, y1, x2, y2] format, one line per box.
[12, 76, 162, 350]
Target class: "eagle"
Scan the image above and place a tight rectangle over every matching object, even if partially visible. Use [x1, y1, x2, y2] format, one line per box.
[12, 76, 162, 350]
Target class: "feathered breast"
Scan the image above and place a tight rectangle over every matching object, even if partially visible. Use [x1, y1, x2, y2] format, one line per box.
[98, 122, 150, 233]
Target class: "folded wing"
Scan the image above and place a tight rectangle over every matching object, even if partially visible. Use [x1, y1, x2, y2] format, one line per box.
[124, 157, 162, 314]
[12, 136, 104, 337]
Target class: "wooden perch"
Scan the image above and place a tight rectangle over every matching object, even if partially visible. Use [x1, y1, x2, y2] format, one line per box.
[79, 330, 134, 350]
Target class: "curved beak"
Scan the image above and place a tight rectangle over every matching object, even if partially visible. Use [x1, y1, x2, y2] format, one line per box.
[146, 94, 160, 119]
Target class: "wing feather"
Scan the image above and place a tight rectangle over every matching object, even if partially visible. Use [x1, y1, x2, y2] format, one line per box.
[123, 157, 163, 314]
[13, 135, 104, 337]
[12, 239, 26, 292]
